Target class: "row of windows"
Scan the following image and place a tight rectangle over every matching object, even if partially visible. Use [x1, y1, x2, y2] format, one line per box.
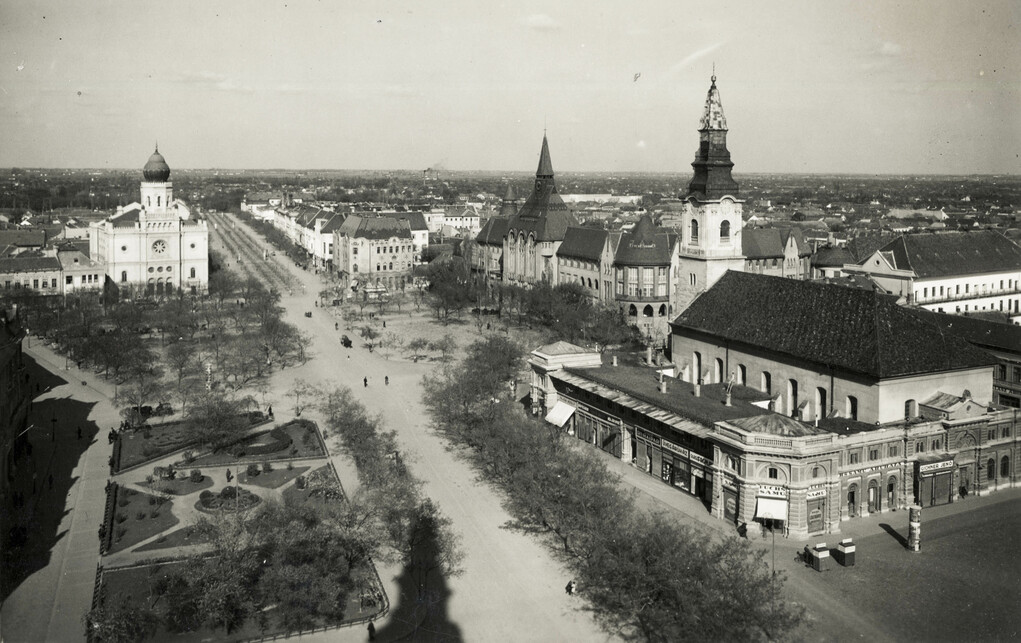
[996, 365, 1021, 383]
[688, 220, 731, 244]
[947, 299, 1021, 314]
[920, 279, 1016, 300]
[119, 268, 197, 282]
[616, 281, 668, 297]
[3, 277, 59, 290]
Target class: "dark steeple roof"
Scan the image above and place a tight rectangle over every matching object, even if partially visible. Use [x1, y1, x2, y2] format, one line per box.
[507, 134, 577, 242]
[672, 271, 996, 379]
[614, 215, 676, 266]
[143, 146, 171, 182]
[686, 75, 739, 201]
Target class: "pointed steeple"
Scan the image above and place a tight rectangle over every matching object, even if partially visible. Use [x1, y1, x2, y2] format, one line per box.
[509, 133, 573, 235]
[686, 74, 739, 200]
[536, 133, 555, 177]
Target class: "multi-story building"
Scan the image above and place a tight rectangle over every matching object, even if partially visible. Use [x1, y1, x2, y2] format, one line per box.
[842, 231, 1021, 322]
[0, 256, 63, 295]
[332, 215, 415, 295]
[555, 227, 616, 302]
[57, 243, 105, 297]
[377, 211, 429, 264]
[89, 147, 209, 296]
[742, 228, 811, 279]
[470, 216, 509, 281]
[502, 135, 578, 285]
[613, 216, 677, 342]
[1, 307, 30, 506]
[529, 273, 1018, 540]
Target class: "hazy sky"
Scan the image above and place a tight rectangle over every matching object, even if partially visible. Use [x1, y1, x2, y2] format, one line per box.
[2, 1, 1018, 174]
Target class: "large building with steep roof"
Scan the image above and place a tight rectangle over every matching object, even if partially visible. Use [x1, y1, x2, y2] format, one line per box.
[555, 226, 616, 302]
[613, 215, 678, 342]
[332, 215, 415, 294]
[502, 135, 579, 285]
[842, 231, 1021, 322]
[89, 147, 209, 296]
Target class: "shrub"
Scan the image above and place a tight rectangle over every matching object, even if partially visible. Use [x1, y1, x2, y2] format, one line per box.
[142, 428, 152, 439]
[118, 497, 130, 507]
[182, 450, 195, 464]
[287, 461, 294, 471]
[246, 463, 260, 477]
[165, 465, 176, 480]
[199, 490, 213, 500]
[190, 469, 203, 483]
[150, 509, 160, 519]
[145, 474, 154, 485]
[262, 461, 273, 473]
[136, 511, 146, 521]
[115, 512, 127, 524]
[295, 475, 306, 490]
[115, 526, 127, 541]
[220, 486, 238, 500]
[148, 496, 157, 505]
[290, 447, 298, 456]
[126, 489, 137, 496]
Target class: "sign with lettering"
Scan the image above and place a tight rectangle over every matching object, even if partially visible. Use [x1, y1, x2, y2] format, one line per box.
[807, 488, 828, 500]
[689, 452, 711, 466]
[637, 429, 661, 445]
[919, 459, 954, 474]
[693, 468, 705, 479]
[757, 485, 788, 499]
[661, 439, 689, 457]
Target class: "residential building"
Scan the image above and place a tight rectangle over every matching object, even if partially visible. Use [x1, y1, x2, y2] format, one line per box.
[470, 216, 509, 280]
[1, 307, 30, 506]
[332, 215, 415, 295]
[555, 226, 615, 302]
[0, 256, 63, 294]
[377, 211, 429, 263]
[614, 215, 677, 342]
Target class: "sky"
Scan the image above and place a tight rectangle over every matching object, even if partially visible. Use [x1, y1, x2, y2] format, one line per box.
[1, 0, 1019, 174]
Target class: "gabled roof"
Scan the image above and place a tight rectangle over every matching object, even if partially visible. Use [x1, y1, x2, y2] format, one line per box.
[911, 309, 1021, 354]
[378, 211, 428, 231]
[672, 271, 997, 379]
[338, 215, 412, 240]
[781, 228, 812, 257]
[742, 228, 783, 259]
[476, 216, 509, 246]
[811, 245, 854, 268]
[0, 255, 62, 273]
[845, 233, 899, 263]
[507, 134, 577, 242]
[111, 207, 141, 227]
[875, 231, 1021, 279]
[557, 226, 608, 262]
[613, 215, 675, 266]
[0, 229, 46, 249]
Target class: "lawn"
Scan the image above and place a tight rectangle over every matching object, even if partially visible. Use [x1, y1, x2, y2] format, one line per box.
[147, 473, 214, 496]
[107, 487, 179, 554]
[239, 465, 311, 489]
[134, 524, 212, 553]
[116, 421, 197, 471]
[191, 419, 325, 467]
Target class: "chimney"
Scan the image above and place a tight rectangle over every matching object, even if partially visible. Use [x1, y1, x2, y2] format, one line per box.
[611, 355, 618, 367]
[659, 379, 667, 394]
[646, 346, 653, 365]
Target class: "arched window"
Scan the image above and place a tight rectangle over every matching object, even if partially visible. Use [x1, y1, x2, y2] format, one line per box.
[693, 352, 703, 384]
[1001, 455, 1010, 479]
[658, 304, 666, 317]
[642, 305, 653, 318]
[628, 304, 637, 317]
[714, 358, 724, 383]
[787, 379, 799, 417]
[761, 371, 771, 395]
[887, 476, 897, 509]
[738, 364, 747, 385]
[720, 220, 731, 241]
[846, 396, 858, 421]
[353, 264, 358, 273]
[816, 387, 827, 420]
[905, 399, 917, 419]
[690, 219, 699, 244]
[120, 271, 127, 283]
[190, 267, 196, 278]
[987, 458, 996, 481]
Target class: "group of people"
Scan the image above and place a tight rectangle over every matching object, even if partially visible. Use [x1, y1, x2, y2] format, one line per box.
[363, 376, 390, 387]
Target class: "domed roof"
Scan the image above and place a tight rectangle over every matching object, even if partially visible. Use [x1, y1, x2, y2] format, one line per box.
[142, 146, 171, 181]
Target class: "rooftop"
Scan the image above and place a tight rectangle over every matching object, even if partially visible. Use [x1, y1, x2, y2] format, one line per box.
[876, 231, 1021, 279]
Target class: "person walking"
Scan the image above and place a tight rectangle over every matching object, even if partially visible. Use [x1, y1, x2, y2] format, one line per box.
[364, 377, 368, 388]
[367, 621, 376, 641]
[385, 376, 389, 386]
[565, 580, 577, 595]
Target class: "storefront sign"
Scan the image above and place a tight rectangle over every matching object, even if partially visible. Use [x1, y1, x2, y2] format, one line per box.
[919, 460, 954, 474]
[692, 468, 705, 479]
[689, 452, 711, 466]
[661, 439, 688, 457]
[806, 488, 827, 500]
[722, 475, 738, 490]
[636, 429, 661, 445]
[757, 485, 788, 499]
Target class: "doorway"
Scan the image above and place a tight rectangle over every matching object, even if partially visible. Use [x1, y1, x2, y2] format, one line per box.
[847, 483, 858, 517]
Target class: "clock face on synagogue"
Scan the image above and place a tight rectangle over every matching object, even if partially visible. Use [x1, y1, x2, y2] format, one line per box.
[152, 240, 167, 255]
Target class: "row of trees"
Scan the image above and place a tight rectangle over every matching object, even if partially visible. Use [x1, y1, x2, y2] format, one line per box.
[422, 259, 642, 349]
[422, 336, 804, 641]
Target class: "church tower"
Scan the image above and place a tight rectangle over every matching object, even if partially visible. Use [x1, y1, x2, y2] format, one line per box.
[674, 74, 745, 311]
[140, 146, 174, 216]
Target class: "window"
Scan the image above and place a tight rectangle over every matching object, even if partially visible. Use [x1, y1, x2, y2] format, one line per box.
[932, 439, 941, 451]
[846, 396, 858, 421]
[1003, 427, 1011, 439]
[869, 448, 879, 461]
[1014, 366, 1021, 382]
[720, 220, 730, 241]
[998, 365, 1007, 380]
[353, 265, 358, 273]
[189, 267, 196, 278]
[121, 271, 127, 283]
[1002, 456, 1010, 479]
[939, 286, 944, 296]
[923, 287, 928, 298]
[987, 458, 996, 480]
[849, 452, 859, 464]
[812, 467, 820, 478]
[353, 247, 358, 256]
[41, 280, 47, 289]
[689, 273, 696, 286]
[66, 276, 73, 285]
[889, 445, 899, 457]
[690, 219, 699, 243]
[916, 441, 925, 453]
[762, 371, 772, 395]
[738, 364, 747, 385]
[768, 467, 778, 479]
[32, 279, 39, 289]
[988, 430, 995, 441]
[956, 285, 960, 295]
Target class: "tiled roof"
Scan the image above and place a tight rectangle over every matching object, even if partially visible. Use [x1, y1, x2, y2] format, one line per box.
[781, 228, 812, 257]
[378, 211, 428, 231]
[742, 228, 783, 259]
[877, 231, 1021, 279]
[507, 134, 577, 242]
[338, 215, 412, 240]
[911, 309, 1021, 354]
[0, 255, 62, 273]
[112, 208, 141, 227]
[845, 233, 899, 262]
[811, 245, 854, 268]
[0, 230, 46, 248]
[537, 341, 594, 356]
[613, 215, 675, 266]
[476, 216, 509, 246]
[672, 271, 997, 379]
[557, 226, 607, 262]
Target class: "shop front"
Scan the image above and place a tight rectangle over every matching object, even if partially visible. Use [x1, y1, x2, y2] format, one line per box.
[635, 429, 712, 505]
[755, 485, 789, 534]
[916, 457, 955, 507]
[806, 487, 827, 535]
[721, 475, 740, 523]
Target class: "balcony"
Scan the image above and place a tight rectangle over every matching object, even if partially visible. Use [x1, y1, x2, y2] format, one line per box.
[916, 285, 1021, 306]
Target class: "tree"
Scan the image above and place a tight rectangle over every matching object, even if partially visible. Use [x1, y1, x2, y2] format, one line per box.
[359, 325, 380, 350]
[84, 594, 159, 643]
[185, 392, 254, 451]
[118, 344, 165, 425]
[586, 305, 639, 352]
[407, 337, 429, 363]
[207, 269, 240, 306]
[166, 341, 200, 411]
[429, 334, 457, 363]
[287, 378, 320, 416]
[379, 331, 404, 360]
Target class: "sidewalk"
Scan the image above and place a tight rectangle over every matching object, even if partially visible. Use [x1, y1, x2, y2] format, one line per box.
[2, 341, 119, 643]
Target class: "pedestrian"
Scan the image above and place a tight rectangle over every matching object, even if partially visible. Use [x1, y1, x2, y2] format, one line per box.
[364, 377, 368, 388]
[367, 621, 376, 641]
[226, 469, 233, 483]
[385, 376, 389, 385]
[383, 320, 386, 328]
[268, 404, 273, 419]
[335, 322, 339, 330]
[565, 580, 577, 595]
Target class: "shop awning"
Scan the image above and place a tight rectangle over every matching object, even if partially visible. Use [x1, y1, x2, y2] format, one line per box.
[755, 498, 789, 521]
[544, 401, 576, 427]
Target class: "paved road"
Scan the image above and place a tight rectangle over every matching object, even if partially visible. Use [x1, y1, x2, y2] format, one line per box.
[223, 213, 615, 642]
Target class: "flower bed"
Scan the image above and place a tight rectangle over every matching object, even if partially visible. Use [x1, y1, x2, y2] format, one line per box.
[195, 486, 261, 513]
[191, 419, 325, 467]
[106, 488, 179, 554]
[238, 464, 311, 489]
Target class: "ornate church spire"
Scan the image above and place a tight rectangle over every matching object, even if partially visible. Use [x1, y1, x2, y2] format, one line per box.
[686, 74, 739, 200]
